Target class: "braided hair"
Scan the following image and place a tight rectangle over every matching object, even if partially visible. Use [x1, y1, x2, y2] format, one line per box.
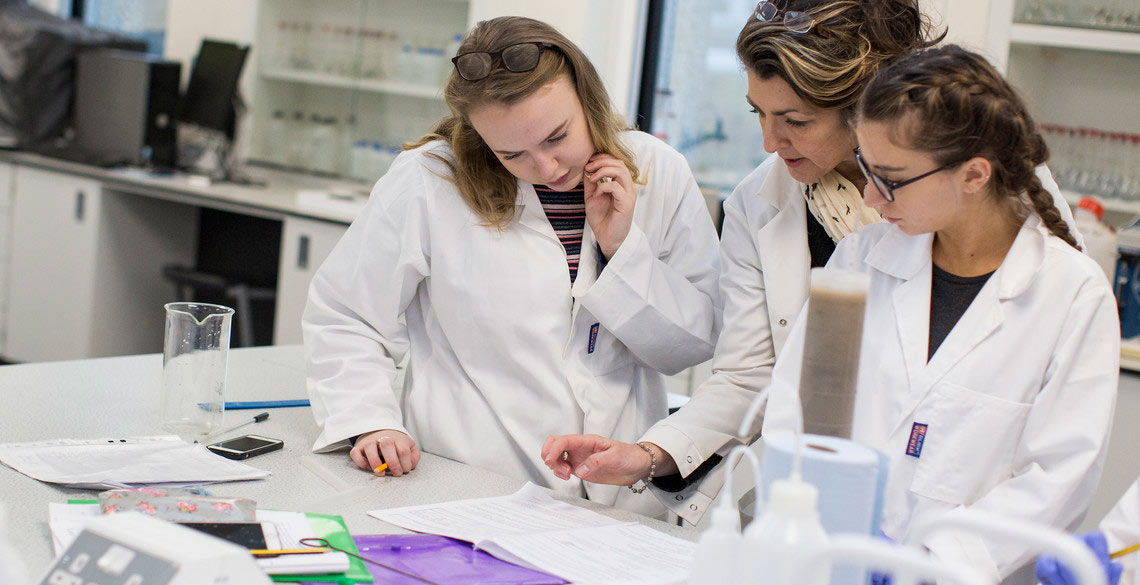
[856, 44, 1079, 250]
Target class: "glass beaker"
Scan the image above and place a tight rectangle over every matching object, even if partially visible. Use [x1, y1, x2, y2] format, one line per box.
[161, 302, 234, 441]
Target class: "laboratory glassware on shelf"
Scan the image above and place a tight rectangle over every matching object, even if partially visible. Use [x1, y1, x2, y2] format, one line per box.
[1015, 0, 1140, 32]
[267, 19, 462, 86]
[1041, 123, 1140, 201]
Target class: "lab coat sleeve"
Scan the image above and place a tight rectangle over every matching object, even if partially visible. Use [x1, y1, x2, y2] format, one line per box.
[303, 163, 431, 453]
[640, 188, 778, 482]
[1101, 479, 1140, 585]
[921, 279, 1119, 581]
[576, 143, 721, 376]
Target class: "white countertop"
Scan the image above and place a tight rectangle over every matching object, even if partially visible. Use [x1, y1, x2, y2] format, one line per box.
[0, 150, 370, 225]
[0, 345, 695, 576]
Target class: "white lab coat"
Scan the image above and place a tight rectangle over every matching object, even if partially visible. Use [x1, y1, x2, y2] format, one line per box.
[641, 156, 808, 520]
[1101, 479, 1140, 585]
[641, 157, 1084, 524]
[763, 216, 1119, 582]
[304, 130, 721, 514]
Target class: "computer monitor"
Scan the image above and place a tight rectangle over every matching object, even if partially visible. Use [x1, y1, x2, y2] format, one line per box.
[179, 39, 249, 140]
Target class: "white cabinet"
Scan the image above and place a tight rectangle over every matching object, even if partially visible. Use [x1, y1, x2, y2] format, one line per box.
[273, 216, 347, 345]
[5, 167, 198, 362]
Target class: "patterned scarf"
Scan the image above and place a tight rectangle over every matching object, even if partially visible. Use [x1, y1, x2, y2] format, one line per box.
[802, 170, 883, 243]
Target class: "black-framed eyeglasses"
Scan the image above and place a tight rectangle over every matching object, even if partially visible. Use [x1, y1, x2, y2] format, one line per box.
[451, 42, 555, 82]
[854, 147, 963, 203]
[753, 1, 815, 34]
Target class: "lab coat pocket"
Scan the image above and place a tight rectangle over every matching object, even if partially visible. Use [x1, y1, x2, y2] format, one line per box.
[578, 315, 633, 376]
[908, 381, 1032, 505]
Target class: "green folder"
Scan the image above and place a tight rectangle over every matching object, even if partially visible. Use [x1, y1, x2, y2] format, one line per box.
[270, 512, 372, 584]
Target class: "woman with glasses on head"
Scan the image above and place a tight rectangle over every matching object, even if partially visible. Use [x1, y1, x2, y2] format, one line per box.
[303, 16, 721, 515]
[762, 44, 1117, 582]
[542, 0, 1080, 522]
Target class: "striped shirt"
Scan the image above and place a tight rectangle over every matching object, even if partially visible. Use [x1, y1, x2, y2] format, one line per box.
[535, 183, 586, 283]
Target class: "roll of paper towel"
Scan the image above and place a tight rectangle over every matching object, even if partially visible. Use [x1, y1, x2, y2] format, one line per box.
[761, 432, 888, 536]
[761, 433, 889, 585]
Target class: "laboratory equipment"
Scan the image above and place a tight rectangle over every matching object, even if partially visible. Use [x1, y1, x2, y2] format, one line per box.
[906, 510, 1107, 585]
[1116, 227, 1140, 338]
[176, 39, 250, 177]
[791, 534, 991, 585]
[37, 512, 271, 585]
[737, 476, 830, 585]
[799, 267, 870, 438]
[687, 445, 762, 585]
[179, 40, 249, 141]
[73, 50, 181, 169]
[263, 110, 288, 165]
[1074, 197, 1119, 280]
[161, 302, 234, 442]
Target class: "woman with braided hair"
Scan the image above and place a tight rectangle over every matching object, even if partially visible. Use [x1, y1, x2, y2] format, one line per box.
[543, 0, 1080, 524]
[763, 44, 1119, 582]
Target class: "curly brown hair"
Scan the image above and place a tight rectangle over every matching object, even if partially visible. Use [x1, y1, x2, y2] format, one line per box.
[736, 0, 943, 121]
[856, 44, 1079, 250]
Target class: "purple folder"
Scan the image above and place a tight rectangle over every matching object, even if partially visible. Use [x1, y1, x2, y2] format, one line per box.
[308, 533, 567, 585]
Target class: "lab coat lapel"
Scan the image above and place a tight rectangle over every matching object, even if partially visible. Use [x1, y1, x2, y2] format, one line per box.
[866, 229, 934, 403]
[919, 282, 1003, 392]
[917, 219, 1045, 394]
[572, 222, 600, 295]
[754, 190, 810, 355]
[514, 182, 560, 242]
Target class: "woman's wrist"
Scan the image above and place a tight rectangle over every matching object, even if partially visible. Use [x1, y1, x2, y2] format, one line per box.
[640, 442, 678, 477]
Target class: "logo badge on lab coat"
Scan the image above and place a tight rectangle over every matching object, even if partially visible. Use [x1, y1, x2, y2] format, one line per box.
[907, 422, 927, 458]
[588, 323, 599, 354]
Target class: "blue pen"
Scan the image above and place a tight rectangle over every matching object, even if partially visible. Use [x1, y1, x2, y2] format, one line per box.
[225, 399, 311, 410]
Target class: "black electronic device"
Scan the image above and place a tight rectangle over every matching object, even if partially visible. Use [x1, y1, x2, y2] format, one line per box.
[206, 435, 283, 460]
[177, 522, 277, 549]
[73, 49, 181, 168]
[179, 39, 250, 140]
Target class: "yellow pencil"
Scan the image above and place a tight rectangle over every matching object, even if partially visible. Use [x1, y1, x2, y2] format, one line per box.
[250, 548, 329, 556]
[1111, 543, 1140, 559]
[373, 462, 389, 474]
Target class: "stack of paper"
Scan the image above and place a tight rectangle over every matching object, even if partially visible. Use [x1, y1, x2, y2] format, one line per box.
[369, 483, 696, 585]
[0, 436, 270, 489]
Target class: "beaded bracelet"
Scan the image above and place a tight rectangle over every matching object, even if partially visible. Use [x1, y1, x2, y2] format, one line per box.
[629, 442, 656, 494]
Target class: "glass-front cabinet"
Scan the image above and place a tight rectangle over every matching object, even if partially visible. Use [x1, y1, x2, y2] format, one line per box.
[249, 0, 469, 182]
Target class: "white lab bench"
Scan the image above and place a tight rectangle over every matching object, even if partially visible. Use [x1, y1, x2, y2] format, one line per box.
[0, 344, 697, 577]
[0, 151, 362, 362]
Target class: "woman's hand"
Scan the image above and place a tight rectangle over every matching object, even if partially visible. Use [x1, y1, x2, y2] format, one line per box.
[349, 429, 421, 477]
[584, 154, 637, 260]
[541, 434, 676, 486]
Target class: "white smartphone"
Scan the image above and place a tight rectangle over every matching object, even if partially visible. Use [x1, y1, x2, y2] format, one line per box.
[206, 434, 283, 460]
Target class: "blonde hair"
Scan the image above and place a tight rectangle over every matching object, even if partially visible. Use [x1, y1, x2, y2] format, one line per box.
[856, 44, 1079, 249]
[735, 0, 942, 121]
[406, 17, 637, 229]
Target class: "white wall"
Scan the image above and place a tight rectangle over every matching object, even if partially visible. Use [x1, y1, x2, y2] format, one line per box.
[468, 0, 648, 117]
[163, 0, 259, 85]
[921, 0, 1017, 71]
[27, 0, 62, 15]
[163, 0, 261, 163]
